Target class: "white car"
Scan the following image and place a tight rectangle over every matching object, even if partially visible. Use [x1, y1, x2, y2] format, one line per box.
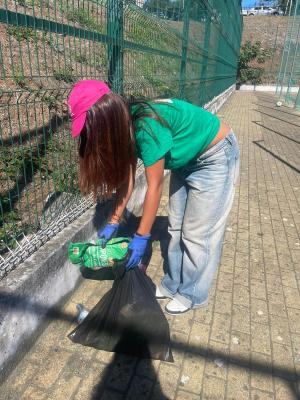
[247, 6, 284, 16]
[270, 7, 284, 15]
[241, 9, 248, 16]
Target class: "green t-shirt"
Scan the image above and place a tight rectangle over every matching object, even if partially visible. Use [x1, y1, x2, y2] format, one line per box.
[132, 99, 220, 170]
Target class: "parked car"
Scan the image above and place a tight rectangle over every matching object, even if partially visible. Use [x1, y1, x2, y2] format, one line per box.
[247, 6, 284, 16]
[247, 6, 271, 15]
[241, 9, 248, 16]
[270, 6, 284, 15]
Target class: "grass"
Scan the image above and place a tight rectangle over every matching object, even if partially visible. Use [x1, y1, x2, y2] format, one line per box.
[7, 26, 37, 42]
[0, 135, 79, 251]
[53, 68, 76, 83]
[41, 94, 59, 110]
[13, 70, 27, 88]
[63, 5, 105, 33]
[17, 0, 39, 6]
[74, 52, 88, 64]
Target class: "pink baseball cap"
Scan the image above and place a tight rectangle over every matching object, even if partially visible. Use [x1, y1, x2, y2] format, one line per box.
[68, 80, 111, 138]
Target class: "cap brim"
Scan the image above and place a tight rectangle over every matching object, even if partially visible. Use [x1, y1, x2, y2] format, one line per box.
[71, 113, 86, 138]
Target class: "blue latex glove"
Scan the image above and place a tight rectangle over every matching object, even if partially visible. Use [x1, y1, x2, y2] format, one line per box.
[98, 223, 119, 247]
[126, 233, 151, 270]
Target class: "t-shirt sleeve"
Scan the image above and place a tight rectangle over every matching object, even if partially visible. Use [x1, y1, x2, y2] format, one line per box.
[135, 118, 173, 167]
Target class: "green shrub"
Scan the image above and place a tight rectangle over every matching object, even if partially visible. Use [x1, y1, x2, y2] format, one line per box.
[237, 40, 272, 85]
[0, 146, 34, 180]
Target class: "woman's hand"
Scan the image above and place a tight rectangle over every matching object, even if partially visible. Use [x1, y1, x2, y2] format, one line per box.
[125, 233, 151, 269]
[98, 223, 119, 247]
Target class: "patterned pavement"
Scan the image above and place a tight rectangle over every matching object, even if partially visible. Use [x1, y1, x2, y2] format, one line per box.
[1, 91, 300, 400]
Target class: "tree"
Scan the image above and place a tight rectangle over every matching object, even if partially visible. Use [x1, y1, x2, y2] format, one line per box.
[237, 40, 272, 85]
[275, 0, 290, 13]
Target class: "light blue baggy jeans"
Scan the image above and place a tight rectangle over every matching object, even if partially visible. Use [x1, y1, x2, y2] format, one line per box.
[160, 131, 240, 308]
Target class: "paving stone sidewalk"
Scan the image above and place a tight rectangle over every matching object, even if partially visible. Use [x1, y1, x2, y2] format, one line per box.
[1, 92, 300, 400]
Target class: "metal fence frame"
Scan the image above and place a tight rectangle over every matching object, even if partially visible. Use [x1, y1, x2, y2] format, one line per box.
[0, 0, 243, 278]
[276, 0, 300, 108]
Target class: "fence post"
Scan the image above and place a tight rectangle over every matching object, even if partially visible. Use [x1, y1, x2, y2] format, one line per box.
[199, 9, 211, 105]
[179, 0, 191, 99]
[295, 87, 300, 109]
[277, 1, 297, 98]
[285, 21, 300, 105]
[107, 0, 124, 94]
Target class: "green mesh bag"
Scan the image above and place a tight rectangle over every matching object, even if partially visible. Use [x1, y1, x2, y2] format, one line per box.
[68, 237, 130, 270]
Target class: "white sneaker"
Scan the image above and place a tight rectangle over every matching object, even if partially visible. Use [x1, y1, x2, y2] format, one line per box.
[155, 286, 174, 300]
[165, 298, 191, 315]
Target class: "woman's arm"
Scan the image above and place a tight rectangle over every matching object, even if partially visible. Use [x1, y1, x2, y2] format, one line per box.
[109, 162, 136, 224]
[136, 158, 165, 235]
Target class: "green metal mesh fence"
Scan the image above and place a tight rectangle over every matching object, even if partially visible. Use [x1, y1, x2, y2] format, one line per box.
[276, 0, 300, 108]
[0, 0, 242, 277]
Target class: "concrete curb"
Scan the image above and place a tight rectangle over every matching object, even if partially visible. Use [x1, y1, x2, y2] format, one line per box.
[238, 84, 299, 92]
[204, 84, 236, 114]
[0, 86, 235, 382]
[0, 207, 96, 383]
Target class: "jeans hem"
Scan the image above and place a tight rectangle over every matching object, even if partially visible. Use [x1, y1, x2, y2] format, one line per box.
[175, 292, 209, 309]
[159, 282, 176, 298]
[174, 293, 192, 308]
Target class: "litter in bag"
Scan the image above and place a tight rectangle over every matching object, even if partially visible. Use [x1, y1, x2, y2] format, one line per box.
[68, 267, 173, 362]
[68, 237, 130, 270]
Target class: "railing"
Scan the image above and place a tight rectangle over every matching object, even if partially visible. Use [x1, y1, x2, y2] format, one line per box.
[0, 0, 243, 278]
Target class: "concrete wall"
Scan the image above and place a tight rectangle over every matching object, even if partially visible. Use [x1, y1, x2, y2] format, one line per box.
[0, 85, 235, 382]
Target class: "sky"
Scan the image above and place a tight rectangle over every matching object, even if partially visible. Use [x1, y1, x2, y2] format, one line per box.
[242, 0, 277, 7]
[242, 0, 256, 6]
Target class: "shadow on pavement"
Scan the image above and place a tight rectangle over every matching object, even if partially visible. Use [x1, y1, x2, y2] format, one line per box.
[90, 335, 168, 400]
[255, 103, 300, 117]
[1, 287, 299, 398]
[253, 109, 300, 128]
[253, 140, 300, 174]
[252, 121, 300, 145]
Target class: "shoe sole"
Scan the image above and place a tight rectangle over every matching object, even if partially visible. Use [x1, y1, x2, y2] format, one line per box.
[165, 306, 190, 315]
[156, 295, 174, 300]
[164, 300, 209, 315]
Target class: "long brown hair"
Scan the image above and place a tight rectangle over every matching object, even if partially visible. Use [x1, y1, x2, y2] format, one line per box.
[78, 93, 172, 198]
[78, 92, 135, 198]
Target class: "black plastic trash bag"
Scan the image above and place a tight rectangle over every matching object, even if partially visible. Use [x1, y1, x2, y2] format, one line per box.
[68, 267, 173, 362]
